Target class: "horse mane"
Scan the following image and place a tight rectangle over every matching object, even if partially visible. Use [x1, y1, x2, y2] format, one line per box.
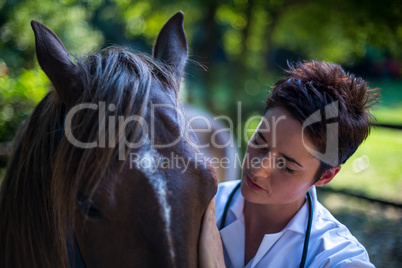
[0, 47, 179, 267]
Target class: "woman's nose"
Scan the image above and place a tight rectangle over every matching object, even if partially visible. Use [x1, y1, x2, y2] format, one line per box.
[250, 154, 272, 178]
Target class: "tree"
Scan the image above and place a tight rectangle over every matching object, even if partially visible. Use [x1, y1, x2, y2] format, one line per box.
[0, 0, 401, 143]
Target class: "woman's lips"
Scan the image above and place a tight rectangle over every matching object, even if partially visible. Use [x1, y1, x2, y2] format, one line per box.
[246, 175, 265, 192]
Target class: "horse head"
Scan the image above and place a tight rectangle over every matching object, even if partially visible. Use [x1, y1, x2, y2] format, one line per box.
[0, 12, 217, 267]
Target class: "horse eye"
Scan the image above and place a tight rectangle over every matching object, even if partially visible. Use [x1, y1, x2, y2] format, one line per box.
[78, 199, 103, 219]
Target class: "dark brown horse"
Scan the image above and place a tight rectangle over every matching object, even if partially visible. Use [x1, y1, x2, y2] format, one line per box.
[0, 12, 217, 267]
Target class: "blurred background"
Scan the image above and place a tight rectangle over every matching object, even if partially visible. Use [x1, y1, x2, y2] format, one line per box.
[0, 0, 401, 266]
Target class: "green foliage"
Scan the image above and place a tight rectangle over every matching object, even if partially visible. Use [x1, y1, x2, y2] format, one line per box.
[0, 0, 104, 70]
[0, 63, 50, 141]
[331, 127, 402, 203]
[0, 0, 104, 142]
[273, 0, 402, 64]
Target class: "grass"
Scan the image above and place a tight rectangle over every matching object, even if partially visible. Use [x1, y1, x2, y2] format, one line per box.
[373, 106, 402, 125]
[326, 127, 402, 203]
[317, 189, 402, 268]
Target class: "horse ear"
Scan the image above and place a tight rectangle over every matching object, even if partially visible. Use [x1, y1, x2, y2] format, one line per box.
[31, 20, 82, 107]
[153, 11, 188, 83]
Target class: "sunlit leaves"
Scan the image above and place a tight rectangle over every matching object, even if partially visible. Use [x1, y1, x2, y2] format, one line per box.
[216, 5, 247, 30]
[0, 0, 103, 70]
[0, 0, 401, 142]
[222, 29, 242, 56]
[0, 65, 50, 141]
[272, 0, 402, 64]
[0, 66, 49, 110]
[0, 0, 105, 141]
[124, 2, 150, 38]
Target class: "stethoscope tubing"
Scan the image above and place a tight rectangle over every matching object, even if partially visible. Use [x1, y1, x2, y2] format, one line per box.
[219, 181, 313, 268]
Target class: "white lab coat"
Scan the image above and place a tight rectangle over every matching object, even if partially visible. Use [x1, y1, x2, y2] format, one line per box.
[215, 180, 375, 268]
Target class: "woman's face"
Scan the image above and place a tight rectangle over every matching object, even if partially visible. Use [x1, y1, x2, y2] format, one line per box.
[241, 106, 321, 206]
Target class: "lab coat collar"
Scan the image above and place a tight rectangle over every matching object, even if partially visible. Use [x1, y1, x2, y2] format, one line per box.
[220, 186, 318, 268]
[220, 215, 246, 267]
[251, 187, 318, 266]
[283, 196, 309, 234]
[220, 189, 245, 267]
[249, 193, 311, 266]
[278, 186, 317, 234]
[229, 189, 244, 219]
[226, 186, 316, 234]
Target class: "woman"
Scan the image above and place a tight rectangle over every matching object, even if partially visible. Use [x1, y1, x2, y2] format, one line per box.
[199, 60, 377, 268]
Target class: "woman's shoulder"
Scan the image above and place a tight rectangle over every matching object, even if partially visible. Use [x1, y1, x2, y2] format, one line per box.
[309, 203, 374, 267]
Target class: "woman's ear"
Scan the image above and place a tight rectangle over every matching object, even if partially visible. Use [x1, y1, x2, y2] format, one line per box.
[314, 166, 341, 187]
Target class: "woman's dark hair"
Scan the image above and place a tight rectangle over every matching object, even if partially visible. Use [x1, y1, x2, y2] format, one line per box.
[266, 60, 379, 179]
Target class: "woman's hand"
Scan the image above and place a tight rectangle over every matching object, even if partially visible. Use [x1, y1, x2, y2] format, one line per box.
[198, 197, 225, 268]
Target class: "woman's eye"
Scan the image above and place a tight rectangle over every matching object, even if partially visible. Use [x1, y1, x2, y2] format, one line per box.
[278, 159, 294, 173]
[252, 137, 269, 151]
[283, 166, 295, 174]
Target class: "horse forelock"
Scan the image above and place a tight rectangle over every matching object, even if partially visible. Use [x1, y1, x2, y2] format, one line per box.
[54, 47, 179, 200]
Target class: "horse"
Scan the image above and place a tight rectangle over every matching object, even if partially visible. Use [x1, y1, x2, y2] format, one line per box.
[0, 12, 217, 267]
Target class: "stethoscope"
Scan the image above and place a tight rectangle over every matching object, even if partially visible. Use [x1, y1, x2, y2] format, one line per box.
[219, 181, 313, 268]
